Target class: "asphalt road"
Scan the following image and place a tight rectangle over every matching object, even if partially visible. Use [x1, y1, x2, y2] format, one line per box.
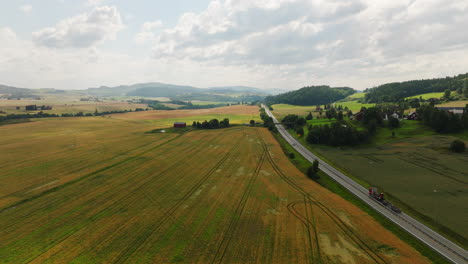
[262, 105, 468, 264]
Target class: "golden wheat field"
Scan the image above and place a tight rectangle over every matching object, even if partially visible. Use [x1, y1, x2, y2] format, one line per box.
[0, 111, 429, 263]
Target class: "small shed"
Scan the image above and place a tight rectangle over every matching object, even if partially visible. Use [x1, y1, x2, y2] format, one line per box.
[173, 122, 187, 128]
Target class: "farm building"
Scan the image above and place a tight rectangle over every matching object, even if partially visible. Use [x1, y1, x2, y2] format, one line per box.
[406, 112, 418, 120]
[436, 107, 465, 115]
[173, 122, 187, 128]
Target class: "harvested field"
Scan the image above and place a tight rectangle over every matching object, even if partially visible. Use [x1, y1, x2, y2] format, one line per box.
[0, 116, 429, 263]
[0, 97, 147, 115]
[109, 105, 261, 127]
[111, 105, 259, 120]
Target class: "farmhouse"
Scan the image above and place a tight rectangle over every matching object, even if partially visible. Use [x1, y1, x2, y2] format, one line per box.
[352, 111, 364, 121]
[173, 122, 187, 128]
[406, 112, 418, 120]
[436, 107, 465, 115]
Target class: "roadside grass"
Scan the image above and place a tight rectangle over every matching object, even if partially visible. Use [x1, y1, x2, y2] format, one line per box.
[272, 131, 451, 264]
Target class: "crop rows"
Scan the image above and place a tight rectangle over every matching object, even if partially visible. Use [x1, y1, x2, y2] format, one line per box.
[0, 123, 430, 263]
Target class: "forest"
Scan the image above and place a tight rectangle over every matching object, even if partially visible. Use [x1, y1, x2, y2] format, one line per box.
[364, 73, 468, 103]
[264, 86, 355, 106]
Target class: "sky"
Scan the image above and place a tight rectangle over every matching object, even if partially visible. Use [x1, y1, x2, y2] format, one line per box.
[0, 0, 467, 91]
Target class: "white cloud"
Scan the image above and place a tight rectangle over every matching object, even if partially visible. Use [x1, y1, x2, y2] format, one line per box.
[137, 0, 468, 89]
[135, 20, 163, 45]
[86, 0, 105, 6]
[20, 4, 33, 13]
[32, 5, 124, 49]
[142, 20, 163, 31]
[2, 1, 468, 91]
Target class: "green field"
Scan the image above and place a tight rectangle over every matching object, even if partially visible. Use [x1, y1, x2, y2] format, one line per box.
[333, 101, 375, 112]
[348, 92, 366, 99]
[437, 100, 468, 108]
[282, 118, 468, 246]
[0, 111, 430, 263]
[272, 102, 374, 121]
[405, 92, 444, 100]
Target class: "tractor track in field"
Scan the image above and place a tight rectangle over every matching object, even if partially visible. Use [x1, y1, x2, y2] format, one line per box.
[258, 134, 390, 264]
[67, 131, 231, 260]
[287, 200, 319, 263]
[0, 132, 204, 234]
[0, 135, 180, 207]
[303, 196, 323, 263]
[22, 130, 231, 263]
[112, 137, 243, 264]
[210, 143, 267, 264]
[0, 132, 186, 215]
[24, 138, 210, 263]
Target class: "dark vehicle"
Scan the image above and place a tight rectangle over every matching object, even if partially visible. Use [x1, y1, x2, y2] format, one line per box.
[369, 187, 401, 214]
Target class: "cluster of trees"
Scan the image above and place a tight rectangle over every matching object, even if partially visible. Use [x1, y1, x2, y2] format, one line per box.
[192, 118, 230, 129]
[265, 86, 355, 106]
[305, 106, 401, 146]
[281, 114, 307, 136]
[306, 122, 370, 146]
[417, 105, 468, 133]
[307, 160, 320, 180]
[260, 108, 276, 131]
[364, 73, 468, 103]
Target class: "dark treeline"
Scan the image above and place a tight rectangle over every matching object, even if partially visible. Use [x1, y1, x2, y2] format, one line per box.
[0, 108, 147, 122]
[306, 123, 370, 146]
[265, 86, 355, 106]
[365, 73, 468, 103]
[179, 103, 228, 110]
[417, 105, 468, 133]
[192, 118, 230, 129]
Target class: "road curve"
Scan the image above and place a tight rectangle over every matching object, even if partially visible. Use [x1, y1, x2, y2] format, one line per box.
[262, 105, 468, 264]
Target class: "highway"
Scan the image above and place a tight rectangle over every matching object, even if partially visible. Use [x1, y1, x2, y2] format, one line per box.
[262, 105, 468, 264]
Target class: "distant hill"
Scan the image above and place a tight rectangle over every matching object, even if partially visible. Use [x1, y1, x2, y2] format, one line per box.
[87, 83, 269, 102]
[265, 86, 356, 106]
[208, 86, 269, 95]
[0, 85, 34, 97]
[364, 73, 468, 103]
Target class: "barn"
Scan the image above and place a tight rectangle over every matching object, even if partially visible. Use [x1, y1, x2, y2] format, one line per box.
[173, 122, 187, 128]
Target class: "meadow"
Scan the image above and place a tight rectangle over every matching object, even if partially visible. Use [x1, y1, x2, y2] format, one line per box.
[348, 92, 366, 99]
[405, 92, 444, 100]
[272, 102, 374, 120]
[438, 100, 468, 107]
[0, 109, 429, 263]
